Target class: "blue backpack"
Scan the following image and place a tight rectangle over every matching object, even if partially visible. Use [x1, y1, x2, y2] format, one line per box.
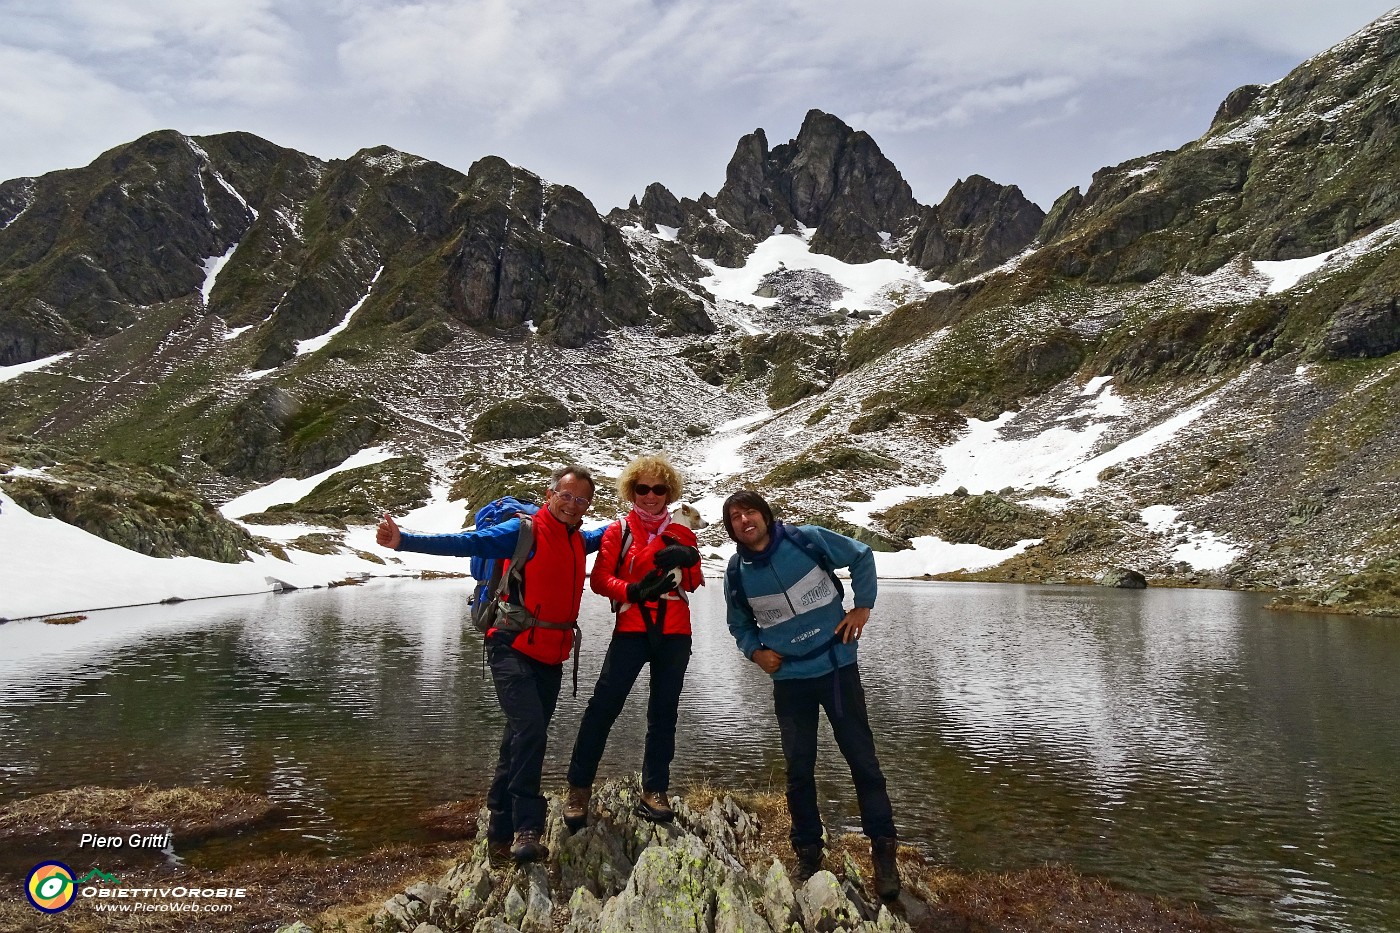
[468, 496, 539, 633]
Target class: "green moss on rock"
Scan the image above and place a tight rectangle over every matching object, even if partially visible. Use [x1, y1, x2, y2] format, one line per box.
[471, 394, 571, 442]
[266, 456, 431, 523]
[763, 443, 900, 487]
[878, 493, 1054, 549]
[0, 444, 258, 562]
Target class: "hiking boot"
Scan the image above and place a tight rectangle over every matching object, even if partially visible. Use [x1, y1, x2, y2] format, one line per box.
[564, 784, 591, 832]
[793, 843, 824, 883]
[871, 836, 901, 901]
[510, 829, 548, 864]
[635, 790, 675, 822]
[486, 837, 512, 868]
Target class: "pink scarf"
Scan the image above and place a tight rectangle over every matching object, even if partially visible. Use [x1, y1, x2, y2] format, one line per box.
[630, 505, 671, 542]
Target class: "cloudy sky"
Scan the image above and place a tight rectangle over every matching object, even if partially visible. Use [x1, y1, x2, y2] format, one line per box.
[2, 1, 1396, 213]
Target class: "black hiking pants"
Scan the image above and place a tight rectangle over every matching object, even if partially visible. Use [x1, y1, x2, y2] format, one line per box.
[774, 661, 897, 847]
[567, 632, 692, 793]
[486, 643, 563, 841]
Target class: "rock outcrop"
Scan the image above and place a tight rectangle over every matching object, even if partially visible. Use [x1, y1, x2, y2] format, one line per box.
[336, 779, 913, 933]
[906, 175, 1045, 282]
[0, 436, 259, 562]
[714, 110, 918, 264]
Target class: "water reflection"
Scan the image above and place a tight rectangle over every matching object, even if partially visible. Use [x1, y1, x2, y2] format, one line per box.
[1, 579, 1397, 932]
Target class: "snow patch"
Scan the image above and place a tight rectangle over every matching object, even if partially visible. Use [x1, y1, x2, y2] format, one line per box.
[1203, 112, 1271, 149]
[843, 381, 1224, 526]
[222, 324, 254, 341]
[694, 409, 771, 481]
[295, 266, 383, 357]
[699, 232, 948, 317]
[1253, 253, 1334, 294]
[653, 224, 679, 242]
[362, 150, 423, 174]
[0, 488, 388, 620]
[200, 242, 239, 304]
[1081, 375, 1113, 395]
[874, 535, 1038, 578]
[220, 446, 397, 518]
[1140, 505, 1242, 571]
[0, 351, 73, 384]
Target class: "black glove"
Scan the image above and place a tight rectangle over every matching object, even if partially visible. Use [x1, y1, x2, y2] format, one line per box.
[627, 568, 672, 604]
[654, 543, 701, 571]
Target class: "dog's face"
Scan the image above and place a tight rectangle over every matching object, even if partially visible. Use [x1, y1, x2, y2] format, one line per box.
[669, 501, 709, 530]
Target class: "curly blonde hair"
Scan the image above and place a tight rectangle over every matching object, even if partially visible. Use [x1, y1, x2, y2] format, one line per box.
[617, 453, 684, 506]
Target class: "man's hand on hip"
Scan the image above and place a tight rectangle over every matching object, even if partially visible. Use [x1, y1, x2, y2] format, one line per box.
[835, 607, 871, 643]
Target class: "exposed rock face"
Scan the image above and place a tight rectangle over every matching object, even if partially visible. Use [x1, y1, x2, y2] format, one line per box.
[1320, 294, 1400, 359]
[714, 110, 919, 263]
[0, 438, 258, 562]
[906, 175, 1045, 282]
[444, 157, 650, 349]
[0, 130, 267, 366]
[0, 136, 651, 368]
[637, 182, 686, 231]
[353, 779, 912, 933]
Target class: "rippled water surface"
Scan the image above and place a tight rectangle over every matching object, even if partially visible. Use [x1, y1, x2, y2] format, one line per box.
[2, 580, 1397, 931]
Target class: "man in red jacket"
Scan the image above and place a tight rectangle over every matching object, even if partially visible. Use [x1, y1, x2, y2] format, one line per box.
[377, 464, 604, 864]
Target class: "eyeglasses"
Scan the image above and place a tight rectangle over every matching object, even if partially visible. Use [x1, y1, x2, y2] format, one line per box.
[633, 484, 670, 497]
[551, 490, 592, 508]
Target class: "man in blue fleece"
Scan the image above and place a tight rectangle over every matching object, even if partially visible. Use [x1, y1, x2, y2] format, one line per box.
[722, 489, 901, 900]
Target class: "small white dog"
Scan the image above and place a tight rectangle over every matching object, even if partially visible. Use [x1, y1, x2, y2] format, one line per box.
[669, 501, 708, 531]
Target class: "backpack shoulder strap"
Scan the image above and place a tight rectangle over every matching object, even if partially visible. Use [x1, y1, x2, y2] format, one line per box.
[496, 515, 535, 599]
[725, 554, 753, 622]
[786, 525, 845, 599]
[608, 519, 634, 615]
[613, 519, 633, 576]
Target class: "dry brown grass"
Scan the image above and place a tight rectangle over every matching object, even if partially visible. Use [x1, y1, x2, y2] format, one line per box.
[0, 785, 273, 838]
[0, 785, 1239, 933]
[898, 861, 1233, 933]
[678, 780, 1234, 933]
[0, 844, 463, 933]
[43, 614, 87, 624]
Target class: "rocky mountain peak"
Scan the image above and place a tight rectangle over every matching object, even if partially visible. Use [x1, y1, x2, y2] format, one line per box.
[0, 129, 260, 366]
[906, 174, 1046, 282]
[1026, 7, 1400, 288]
[713, 110, 918, 263]
[637, 182, 686, 231]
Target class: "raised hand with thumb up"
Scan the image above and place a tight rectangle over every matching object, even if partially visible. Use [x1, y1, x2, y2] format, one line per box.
[376, 513, 402, 550]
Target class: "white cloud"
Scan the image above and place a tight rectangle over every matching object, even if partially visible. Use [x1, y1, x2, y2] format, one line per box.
[14, 0, 301, 105]
[0, 0, 1395, 210]
[0, 45, 157, 172]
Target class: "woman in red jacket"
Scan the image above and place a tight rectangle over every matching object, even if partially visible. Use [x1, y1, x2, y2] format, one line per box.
[564, 453, 703, 826]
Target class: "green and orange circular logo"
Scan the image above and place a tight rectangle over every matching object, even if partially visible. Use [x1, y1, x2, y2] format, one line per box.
[26, 861, 76, 913]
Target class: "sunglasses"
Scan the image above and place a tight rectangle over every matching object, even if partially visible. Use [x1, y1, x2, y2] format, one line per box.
[633, 483, 670, 497]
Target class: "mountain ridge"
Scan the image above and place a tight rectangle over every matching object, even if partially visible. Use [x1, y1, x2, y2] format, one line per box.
[3, 10, 1400, 618]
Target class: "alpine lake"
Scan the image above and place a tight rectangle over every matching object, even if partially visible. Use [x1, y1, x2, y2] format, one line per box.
[1, 579, 1396, 933]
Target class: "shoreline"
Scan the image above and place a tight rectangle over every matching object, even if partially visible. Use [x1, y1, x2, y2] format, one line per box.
[10, 571, 1392, 626]
[0, 782, 1240, 933]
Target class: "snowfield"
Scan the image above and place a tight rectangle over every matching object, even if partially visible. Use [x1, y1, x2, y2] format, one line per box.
[1, 219, 1317, 620]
